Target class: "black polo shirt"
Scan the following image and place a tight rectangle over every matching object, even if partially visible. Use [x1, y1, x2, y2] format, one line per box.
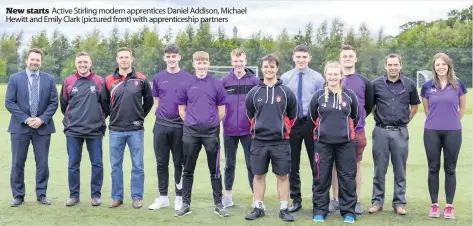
[372, 75, 420, 126]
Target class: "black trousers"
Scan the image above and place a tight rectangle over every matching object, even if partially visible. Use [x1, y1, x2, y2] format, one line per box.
[313, 141, 357, 218]
[153, 124, 184, 196]
[182, 134, 222, 206]
[223, 135, 253, 191]
[289, 118, 315, 202]
[10, 130, 51, 199]
[423, 129, 462, 204]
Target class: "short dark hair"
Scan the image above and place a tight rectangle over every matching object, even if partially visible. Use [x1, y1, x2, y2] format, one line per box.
[293, 44, 310, 53]
[340, 44, 355, 52]
[164, 44, 179, 54]
[261, 54, 279, 67]
[26, 48, 43, 59]
[385, 53, 402, 65]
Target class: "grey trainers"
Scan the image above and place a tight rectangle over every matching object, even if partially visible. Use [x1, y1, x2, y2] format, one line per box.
[329, 199, 339, 213]
[175, 203, 192, 217]
[214, 203, 229, 217]
[355, 201, 363, 215]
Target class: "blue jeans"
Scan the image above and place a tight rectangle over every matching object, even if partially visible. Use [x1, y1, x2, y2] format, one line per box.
[67, 136, 103, 199]
[109, 130, 144, 201]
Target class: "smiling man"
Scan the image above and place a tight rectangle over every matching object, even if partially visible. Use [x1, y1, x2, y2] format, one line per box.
[280, 45, 325, 213]
[101, 47, 154, 209]
[221, 48, 259, 208]
[370, 53, 420, 215]
[244, 54, 298, 222]
[175, 51, 228, 217]
[60, 52, 107, 207]
[6, 48, 58, 207]
[148, 44, 191, 211]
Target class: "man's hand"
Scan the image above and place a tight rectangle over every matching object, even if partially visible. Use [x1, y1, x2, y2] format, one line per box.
[27, 118, 43, 129]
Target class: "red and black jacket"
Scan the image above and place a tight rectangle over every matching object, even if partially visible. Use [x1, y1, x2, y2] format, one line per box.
[60, 72, 106, 138]
[245, 79, 298, 147]
[101, 68, 154, 132]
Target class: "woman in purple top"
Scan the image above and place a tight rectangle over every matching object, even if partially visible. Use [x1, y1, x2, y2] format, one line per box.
[420, 53, 467, 219]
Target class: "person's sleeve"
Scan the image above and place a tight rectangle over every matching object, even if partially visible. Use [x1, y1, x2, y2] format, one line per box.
[458, 79, 468, 96]
[350, 90, 360, 127]
[176, 81, 188, 106]
[420, 82, 429, 99]
[314, 72, 325, 91]
[38, 75, 59, 125]
[308, 91, 320, 125]
[363, 76, 374, 116]
[100, 79, 111, 118]
[216, 80, 226, 106]
[5, 75, 30, 124]
[409, 81, 421, 105]
[60, 79, 68, 115]
[152, 75, 159, 97]
[279, 71, 288, 83]
[142, 79, 154, 117]
[286, 87, 298, 121]
[245, 88, 256, 120]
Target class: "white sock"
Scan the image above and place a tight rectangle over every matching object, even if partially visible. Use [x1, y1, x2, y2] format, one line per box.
[280, 201, 288, 210]
[160, 195, 168, 199]
[254, 200, 264, 209]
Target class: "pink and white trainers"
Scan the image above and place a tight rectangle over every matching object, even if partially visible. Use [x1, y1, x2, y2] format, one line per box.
[444, 206, 455, 219]
[429, 204, 440, 218]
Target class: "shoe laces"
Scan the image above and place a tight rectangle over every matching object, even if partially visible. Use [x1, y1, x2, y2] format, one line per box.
[445, 206, 453, 213]
[431, 204, 439, 212]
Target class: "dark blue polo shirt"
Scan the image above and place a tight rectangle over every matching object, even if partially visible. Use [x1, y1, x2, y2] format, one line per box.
[372, 75, 421, 126]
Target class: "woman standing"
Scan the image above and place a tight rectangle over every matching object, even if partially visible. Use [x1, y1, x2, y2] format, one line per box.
[420, 53, 467, 219]
[309, 61, 360, 223]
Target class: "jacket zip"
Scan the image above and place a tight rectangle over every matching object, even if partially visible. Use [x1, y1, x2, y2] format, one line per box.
[237, 77, 240, 136]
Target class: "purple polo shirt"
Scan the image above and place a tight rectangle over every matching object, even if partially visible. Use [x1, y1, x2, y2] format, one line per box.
[176, 73, 226, 136]
[343, 73, 366, 132]
[421, 79, 467, 130]
[152, 69, 191, 128]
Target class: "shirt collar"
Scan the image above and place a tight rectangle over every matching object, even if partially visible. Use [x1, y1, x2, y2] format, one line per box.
[26, 68, 39, 76]
[295, 67, 310, 75]
[75, 71, 94, 80]
[384, 74, 404, 84]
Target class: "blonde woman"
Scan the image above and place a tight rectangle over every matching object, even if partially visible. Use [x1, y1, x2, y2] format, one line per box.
[309, 61, 360, 223]
[420, 53, 467, 219]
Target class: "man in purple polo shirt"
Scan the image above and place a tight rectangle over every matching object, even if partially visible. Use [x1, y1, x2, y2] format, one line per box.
[148, 44, 191, 211]
[421, 53, 467, 219]
[329, 45, 374, 215]
[175, 51, 228, 217]
[221, 48, 259, 207]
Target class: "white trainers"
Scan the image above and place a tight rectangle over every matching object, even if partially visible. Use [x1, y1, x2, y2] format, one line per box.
[222, 195, 234, 208]
[174, 196, 183, 211]
[148, 196, 169, 210]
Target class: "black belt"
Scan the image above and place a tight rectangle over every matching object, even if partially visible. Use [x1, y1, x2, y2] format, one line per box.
[376, 124, 405, 130]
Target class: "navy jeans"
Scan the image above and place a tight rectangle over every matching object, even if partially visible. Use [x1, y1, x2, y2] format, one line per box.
[66, 136, 103, 199]
[109, 130, 145, 201]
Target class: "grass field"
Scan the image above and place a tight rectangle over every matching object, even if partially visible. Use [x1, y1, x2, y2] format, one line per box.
[0, 85, 471, 226]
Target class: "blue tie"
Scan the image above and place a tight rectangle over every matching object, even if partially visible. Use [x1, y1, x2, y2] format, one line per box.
[297, 72, 303, 118]
[30, 74, 39, 117]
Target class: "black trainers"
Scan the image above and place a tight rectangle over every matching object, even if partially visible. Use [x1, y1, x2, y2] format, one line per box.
[280, 208, 295, 222]
[214, 203, 229, 217]
[245, 207, 265, 220]
[175, 203, 192, 217]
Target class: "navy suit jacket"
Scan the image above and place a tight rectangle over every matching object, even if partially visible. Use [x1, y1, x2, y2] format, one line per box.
[5, 70, 58, 135]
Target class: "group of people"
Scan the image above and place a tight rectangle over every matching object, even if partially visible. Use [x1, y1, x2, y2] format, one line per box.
[5, 43, 466, 223]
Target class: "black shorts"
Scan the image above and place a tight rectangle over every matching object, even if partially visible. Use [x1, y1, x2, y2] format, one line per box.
[250, 144, 291, 176]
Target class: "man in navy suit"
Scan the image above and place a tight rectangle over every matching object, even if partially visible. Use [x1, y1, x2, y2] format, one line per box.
[5, 48, 58, 207]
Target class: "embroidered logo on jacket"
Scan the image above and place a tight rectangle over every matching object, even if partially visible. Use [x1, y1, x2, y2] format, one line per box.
[276, 96, 281, 102]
